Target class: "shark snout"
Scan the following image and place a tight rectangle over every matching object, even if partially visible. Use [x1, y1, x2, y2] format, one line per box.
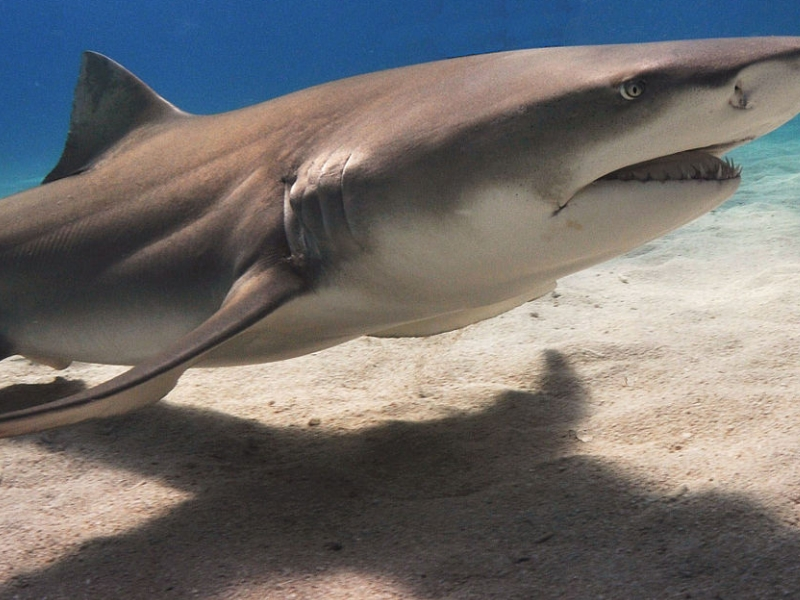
[728, 53, 800, 132]
[730, 81, 752, 110]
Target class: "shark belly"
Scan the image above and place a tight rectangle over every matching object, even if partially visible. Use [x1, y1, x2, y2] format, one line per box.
[199, 193, 563, 366]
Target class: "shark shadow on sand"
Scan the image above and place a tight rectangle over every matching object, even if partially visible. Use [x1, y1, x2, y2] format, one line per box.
[1, 350, 799, 599]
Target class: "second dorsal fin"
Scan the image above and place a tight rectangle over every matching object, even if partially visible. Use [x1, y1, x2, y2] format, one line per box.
[43, 51, 190, 184]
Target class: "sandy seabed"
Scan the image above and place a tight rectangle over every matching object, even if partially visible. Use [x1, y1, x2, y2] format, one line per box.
[1, 131, 799, 599]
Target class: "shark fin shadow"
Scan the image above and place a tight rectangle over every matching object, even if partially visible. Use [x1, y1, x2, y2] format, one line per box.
[0, 377, 87, 413]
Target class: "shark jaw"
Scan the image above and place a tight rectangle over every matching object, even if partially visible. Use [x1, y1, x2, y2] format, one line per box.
[543, 144, 748, 276]
[556, 149, 743, 216]
[598, 150, 742, 184]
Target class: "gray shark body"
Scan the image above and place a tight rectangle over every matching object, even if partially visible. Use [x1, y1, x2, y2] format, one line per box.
[2, 37, 800, 436]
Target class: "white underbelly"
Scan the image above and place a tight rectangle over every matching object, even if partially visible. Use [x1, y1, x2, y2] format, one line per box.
[198, 270, 554, 367]
[197, 283, 426, 366]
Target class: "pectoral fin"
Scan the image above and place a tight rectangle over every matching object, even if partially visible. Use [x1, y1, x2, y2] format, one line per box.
[0, 263, 304, 437]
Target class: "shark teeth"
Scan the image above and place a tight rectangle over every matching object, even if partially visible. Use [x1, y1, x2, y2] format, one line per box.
[600, 150, 742, 183]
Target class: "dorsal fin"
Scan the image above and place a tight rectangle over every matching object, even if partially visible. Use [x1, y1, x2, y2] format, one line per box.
[43, 51, 190, 184]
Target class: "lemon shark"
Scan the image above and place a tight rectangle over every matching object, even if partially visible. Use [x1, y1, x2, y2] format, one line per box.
[2, 37, 800, 436]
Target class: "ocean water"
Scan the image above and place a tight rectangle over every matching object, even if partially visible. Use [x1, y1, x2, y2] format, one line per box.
[1, 2, 799, 200]
[727, 121, 800, 212]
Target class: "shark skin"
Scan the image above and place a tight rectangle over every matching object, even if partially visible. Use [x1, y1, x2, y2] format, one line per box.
[2, 37, 800, 436]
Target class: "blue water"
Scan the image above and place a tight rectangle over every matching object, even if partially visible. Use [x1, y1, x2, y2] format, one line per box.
[1, 1, 800, 191]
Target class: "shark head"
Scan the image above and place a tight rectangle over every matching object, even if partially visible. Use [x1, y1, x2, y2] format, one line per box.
[302, 37, 800, 320]
[522, 38, 800, 201]
[505, 37, 800, 278]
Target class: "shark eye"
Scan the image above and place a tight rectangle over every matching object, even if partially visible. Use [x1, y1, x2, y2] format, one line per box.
[619, 79, 646, 100]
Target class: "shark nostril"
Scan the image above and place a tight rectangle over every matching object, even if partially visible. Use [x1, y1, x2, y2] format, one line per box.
[731, 81, 751, 110]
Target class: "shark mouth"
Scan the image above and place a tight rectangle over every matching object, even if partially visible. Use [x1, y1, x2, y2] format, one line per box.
[599, 150, 742, 183]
